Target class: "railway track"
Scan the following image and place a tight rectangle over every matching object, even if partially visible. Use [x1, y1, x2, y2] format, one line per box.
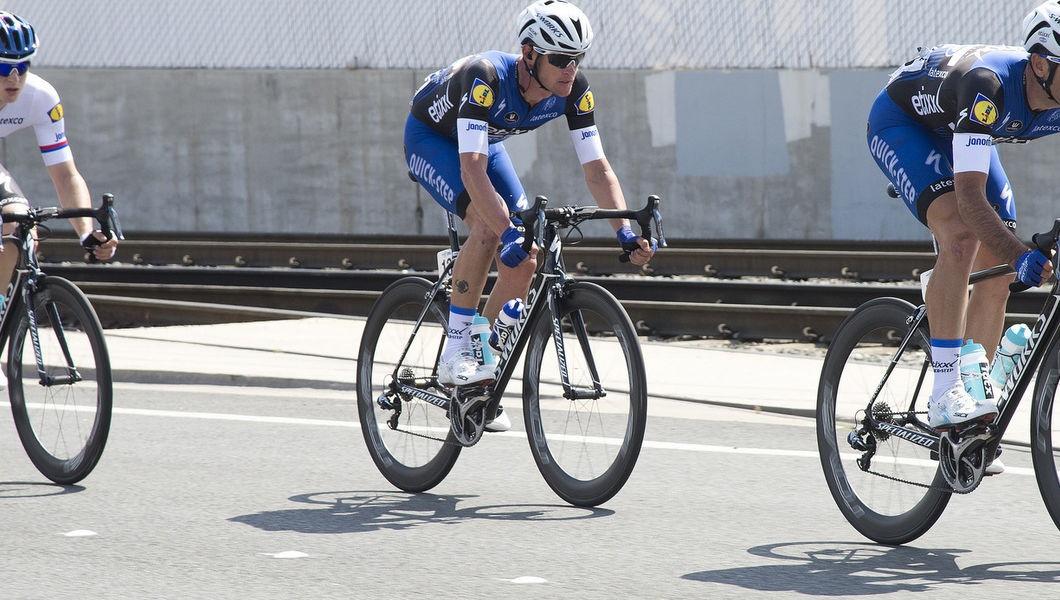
[39, 235, 1044, 341]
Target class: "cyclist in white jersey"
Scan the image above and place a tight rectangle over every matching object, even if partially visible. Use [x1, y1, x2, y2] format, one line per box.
[0, 11, 118, 311]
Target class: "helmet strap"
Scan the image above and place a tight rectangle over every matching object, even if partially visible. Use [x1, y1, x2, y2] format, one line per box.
[519, 51, 552, 98]
[1034, 57, 1060, 105]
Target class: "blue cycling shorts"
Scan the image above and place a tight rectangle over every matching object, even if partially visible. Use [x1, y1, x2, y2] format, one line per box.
[404, 114, 528, 219]
[866, 91, 1015, 229]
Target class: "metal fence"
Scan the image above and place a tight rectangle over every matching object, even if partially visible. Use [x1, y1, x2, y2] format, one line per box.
[4, 0, 1036, 70]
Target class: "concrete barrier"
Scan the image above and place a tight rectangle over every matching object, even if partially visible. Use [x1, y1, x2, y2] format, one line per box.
[3, 67, 1056, 241]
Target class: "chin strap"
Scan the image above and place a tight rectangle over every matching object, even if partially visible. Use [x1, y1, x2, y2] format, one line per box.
[1034, 57, 1060, 104]
[518, 53, 551, 96]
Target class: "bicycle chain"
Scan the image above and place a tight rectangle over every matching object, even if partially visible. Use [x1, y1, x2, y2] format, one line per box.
[861, 409, 975, 494]
[390, 425, 465, 448]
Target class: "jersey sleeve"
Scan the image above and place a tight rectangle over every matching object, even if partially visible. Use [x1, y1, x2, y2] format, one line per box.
[953, 67, 1004, 135]
[565, 73, 605, 164]
[951, 67, 1002, 173]
[564, 72, 596, 131]
[455, 58, 498, 155]
[30, 79, 72, 166]
[455, 58, 499, 122]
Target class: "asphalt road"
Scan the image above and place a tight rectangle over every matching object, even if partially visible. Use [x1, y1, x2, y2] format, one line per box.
[2, 381, 1060, 599]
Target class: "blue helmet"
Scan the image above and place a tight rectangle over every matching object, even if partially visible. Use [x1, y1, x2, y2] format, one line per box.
[0, 12, 37, 62]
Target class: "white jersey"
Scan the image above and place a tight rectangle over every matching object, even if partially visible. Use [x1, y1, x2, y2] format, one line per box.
[0, 73, 72, 166]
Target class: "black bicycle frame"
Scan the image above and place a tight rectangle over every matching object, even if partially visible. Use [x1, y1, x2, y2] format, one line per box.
[862, 222, 1060, 450]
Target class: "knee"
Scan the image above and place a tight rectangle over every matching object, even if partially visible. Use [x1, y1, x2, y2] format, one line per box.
[935, 226, 979, 264]
[972, 273, 1013, 302]
[499, 251, 537, 277]
[465, 222, 501, 249]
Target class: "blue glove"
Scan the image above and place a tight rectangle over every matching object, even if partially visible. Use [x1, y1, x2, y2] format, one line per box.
[499, 226, 528, 268]
[1015, 249, 1049, 287]
[616, 226, 658, 253]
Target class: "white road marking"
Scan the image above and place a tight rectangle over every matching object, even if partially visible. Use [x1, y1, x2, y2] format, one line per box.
[263, 551, 309, 559]
[63, 530, 98, 537]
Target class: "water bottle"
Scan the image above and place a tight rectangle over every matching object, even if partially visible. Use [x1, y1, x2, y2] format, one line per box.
[489, 298, 524, 356]
[989, 323, 1031, 390]
[470, 315, 496, 367]
[960, 340, 994, 401]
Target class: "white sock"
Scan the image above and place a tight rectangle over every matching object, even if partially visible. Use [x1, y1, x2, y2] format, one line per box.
[931, 338, 962, 399]
[441, 306, 476, 361]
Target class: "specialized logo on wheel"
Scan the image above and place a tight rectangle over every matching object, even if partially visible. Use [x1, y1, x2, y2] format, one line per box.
[970, 93, 997, 126]
[470, 79, 494, 108]
[577, 89, 595, 115]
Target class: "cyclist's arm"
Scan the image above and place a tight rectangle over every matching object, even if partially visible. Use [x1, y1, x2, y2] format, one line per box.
[47, 160, 117, 260]
[459, 151, 511, 235]
[583, 157, 653, 265]
[455, 59, 512, 236]
[953, 171, 1027, 266]
[950, 68, 1039, 270]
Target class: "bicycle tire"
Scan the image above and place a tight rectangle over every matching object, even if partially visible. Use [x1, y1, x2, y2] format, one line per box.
[817, 297, 950, 545]
[357, 277, 461, 493]
[522, 281, 647, 507]
[8, 276, 112, 484]
[1030, 336, 1060, 532]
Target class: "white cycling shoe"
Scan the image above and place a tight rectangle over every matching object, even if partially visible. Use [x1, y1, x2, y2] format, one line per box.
[484, 406, 511, 433]
[986, 458, 1005, 476]
[437, 348, 496, 387]
[928, 383, 997, 429]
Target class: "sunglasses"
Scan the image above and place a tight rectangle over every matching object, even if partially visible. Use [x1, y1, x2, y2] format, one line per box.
[535, 49, 584, 69]
[0, 61, 29, 77]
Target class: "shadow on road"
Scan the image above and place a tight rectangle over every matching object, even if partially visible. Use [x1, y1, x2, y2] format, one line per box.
[683, 541, 1060, 595]
[229, 489, 612, 534]
[0, 481, 84, 499]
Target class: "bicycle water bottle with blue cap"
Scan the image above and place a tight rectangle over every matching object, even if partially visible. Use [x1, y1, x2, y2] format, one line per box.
[489, 298, 523, 356]
[989, 323, 1031, 391]
[470, 314, 496, 367]
[960, 340, 994, 401]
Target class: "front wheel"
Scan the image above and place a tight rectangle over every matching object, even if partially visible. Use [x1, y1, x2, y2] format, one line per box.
[1030, 337, 1060, 532]
[8, 277, 112, 484]
[522, 282, 647, 507]
[357, 277, 461, 493]
[816, 297, 950, 545]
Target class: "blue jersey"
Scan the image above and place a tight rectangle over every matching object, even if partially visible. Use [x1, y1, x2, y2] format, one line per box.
[884, 44, 1060, 142]
[409, 50, 596, 144]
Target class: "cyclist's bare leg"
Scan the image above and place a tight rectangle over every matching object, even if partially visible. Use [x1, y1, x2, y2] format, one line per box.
[455, 200, 536, 323]
[481, 258, 535, 323]
[965, 244, 1014, 360]
[0, 202, 29, 295]
[924, 192, 978, 342]
[449, 206, 498, 313]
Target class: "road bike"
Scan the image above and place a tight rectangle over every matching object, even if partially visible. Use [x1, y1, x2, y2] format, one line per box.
[3, 194, 122, 484]
[357, 195, 665, 506]
[817, 215, 1060, 544]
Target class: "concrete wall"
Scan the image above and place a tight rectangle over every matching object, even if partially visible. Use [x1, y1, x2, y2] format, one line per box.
[2, 67, 1057, 241]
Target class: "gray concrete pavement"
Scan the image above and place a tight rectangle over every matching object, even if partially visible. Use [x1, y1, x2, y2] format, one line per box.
[104, 315, 1034, 445]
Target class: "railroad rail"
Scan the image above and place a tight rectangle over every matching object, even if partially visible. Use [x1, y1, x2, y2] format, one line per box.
[37, 234, 1045, 342]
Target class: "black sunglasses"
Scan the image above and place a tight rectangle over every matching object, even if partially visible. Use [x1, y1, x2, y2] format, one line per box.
[0, 61, 29, 77]
[536, 49, 584, 69]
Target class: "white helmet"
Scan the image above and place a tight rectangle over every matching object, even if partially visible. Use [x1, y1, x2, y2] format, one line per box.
[1023, 1, 1060, 56]
[516, 0, 594, 54]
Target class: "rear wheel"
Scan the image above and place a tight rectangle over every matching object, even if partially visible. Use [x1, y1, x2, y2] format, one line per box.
[357, 277, 460, 493]
[816, 298, 950, 545]
[8, 277, 112, 484]
[522, 282, 646, 507]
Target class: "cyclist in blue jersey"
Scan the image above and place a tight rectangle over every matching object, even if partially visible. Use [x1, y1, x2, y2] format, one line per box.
[867, 1, 1060, 432]
[405, 0, 656, 411]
